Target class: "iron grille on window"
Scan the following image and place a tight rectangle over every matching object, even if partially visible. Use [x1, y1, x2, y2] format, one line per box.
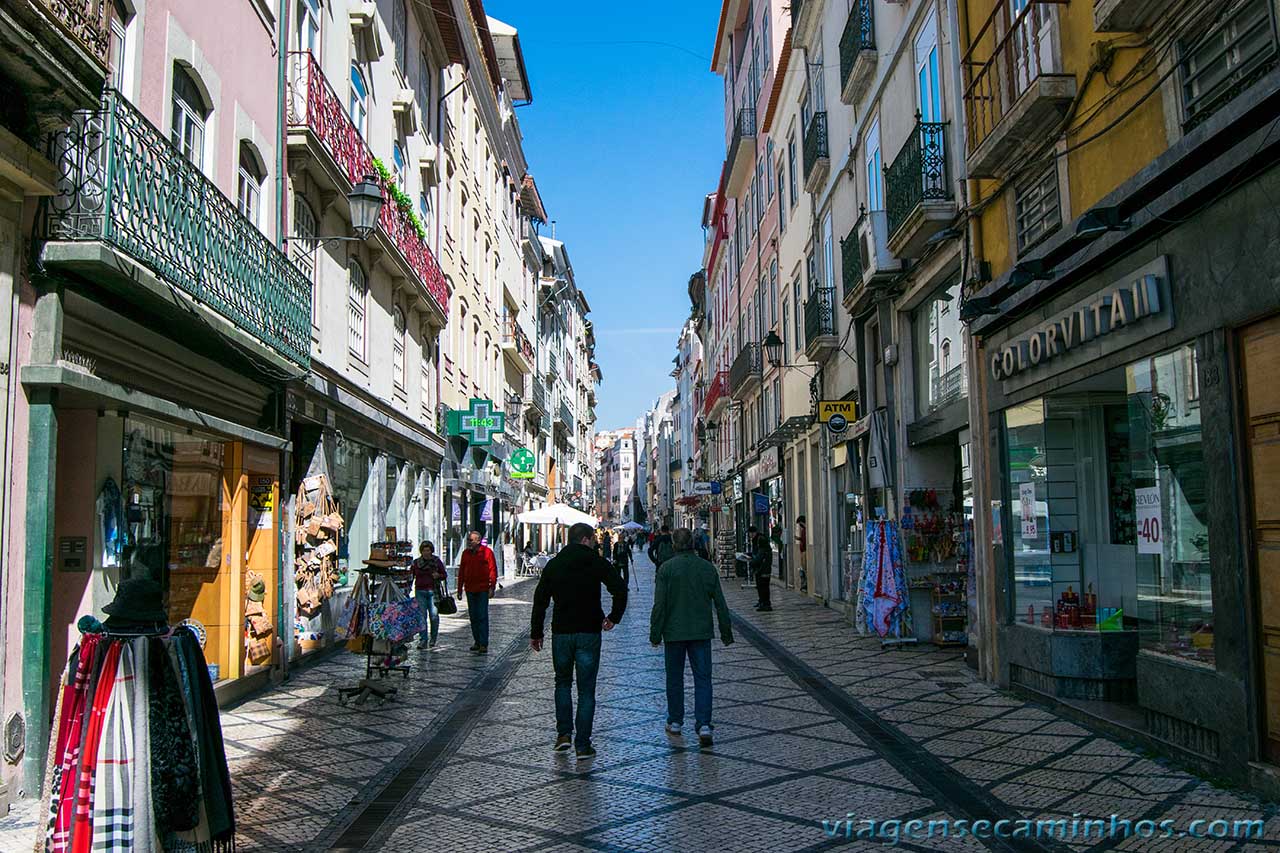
[803, 112, 828, 184]
[1181, 0, 1277, 130]
[1014, 161, 1061, 252]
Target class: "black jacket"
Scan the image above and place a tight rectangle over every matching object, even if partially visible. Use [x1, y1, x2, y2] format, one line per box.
[530, 543, 628, 640]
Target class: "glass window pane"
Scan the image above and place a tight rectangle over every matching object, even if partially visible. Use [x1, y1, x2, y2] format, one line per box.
[1006, 400, 1053, 624]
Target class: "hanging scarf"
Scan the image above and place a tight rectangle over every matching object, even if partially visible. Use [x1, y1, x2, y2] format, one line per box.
[38, 650, 75, 853]
[150, 637, 198, 838]
[168, 631, 236, 853]
[51, 635, 102, 853]
[90, 644, 136, 852]
[130, 638, 157, 853]
[862, 520, 911, 638]
[70, 640, 123, 853]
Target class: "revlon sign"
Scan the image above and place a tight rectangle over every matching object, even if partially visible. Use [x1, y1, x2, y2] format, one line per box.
[990, 258, 1172, 385]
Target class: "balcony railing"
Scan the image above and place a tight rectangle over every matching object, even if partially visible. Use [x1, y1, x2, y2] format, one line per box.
[963, 0, 1066, 156]
[34, 0, 111, 67]
[886, 119, 950, 240]
[501, 316, 535, 366]
[703, 369, 729, 416]
[548, 349, 558, 376]
[841, 223, 865, 301]
[43, 90, 310, 366]
[557, 400, 574, 431]
[729, 107, 756, 166]
[839, 0, 875, 97]
[804, 287, 836, 349]
[729, 342, 762, 394]
[930, 361, 969, 409]
[530, 377, 548, 415]
[803, 112, 829, 187]
[286, 52, 448, 316]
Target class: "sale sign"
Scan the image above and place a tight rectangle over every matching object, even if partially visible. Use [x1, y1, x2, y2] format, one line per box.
[1019, 482, 1038, 539]
[1135, 486, 1162, 555]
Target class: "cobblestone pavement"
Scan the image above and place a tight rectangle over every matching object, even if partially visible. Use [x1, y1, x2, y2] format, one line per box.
[2, 552, 1278, 852]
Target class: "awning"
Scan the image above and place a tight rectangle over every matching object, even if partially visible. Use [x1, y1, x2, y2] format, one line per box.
[761, 415, 813, 447]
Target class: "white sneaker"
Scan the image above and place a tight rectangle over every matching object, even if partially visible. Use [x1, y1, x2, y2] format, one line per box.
[697, 725, 713, 747]
[665, 722, 682, 736]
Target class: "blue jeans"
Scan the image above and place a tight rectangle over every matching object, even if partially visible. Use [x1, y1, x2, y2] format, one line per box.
[552, 633, 602, 749]
[465, 591, 489, 647]
[664, 639, 713, 730]
[415, 589, 439, 643]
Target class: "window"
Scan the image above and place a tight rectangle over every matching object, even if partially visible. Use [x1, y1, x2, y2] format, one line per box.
[769, 259, 778, 328]
[1015, 161, 1061, 251]
[392, 142, 406, 188]
[293, 198, 319, 328]
[347, 259, 367, 362]
[1180, 0, 1277, 128]
[915, 14, 941, 122]
[787, 134, 798, 207]
[777, 157, 787, 228]
[393, 306, 407, 390]
[865, 120, 883, 211]
[762, 9, 772, 74]
[418, 45, 433, 133]
[792, 280, 802, 340]
[237, 143, 263, 225]
[392, 0, 407, 73]
[822, 213, 835, 292]
[171, 64, 208, 166]
[419, 190, 432, 235]
[109, 0, 130, 92]
[766, 139, 775, 202]
[295, 0, 320, 56]
[912, 281, 965, 416]
[782, 300, 790, 359]
[349, 64, 369, 136]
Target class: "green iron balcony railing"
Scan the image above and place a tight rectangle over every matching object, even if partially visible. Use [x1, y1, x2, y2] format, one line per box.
[839, 0, 875, 91]
[886, 118, 951, 241]
[43, 90, 311, 366]
[729, 342, 762, 395]
[728, 107, 756, 171]
[530, 377, 548, 415]
[557, 400, 575, 431]
[804, 286, 836, 349]
[803, 111, 829, 186]
[841, 223, 864, 301]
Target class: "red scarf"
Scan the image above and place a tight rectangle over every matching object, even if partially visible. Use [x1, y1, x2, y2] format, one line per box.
[70, 641, 121, 853]
[52, 634, 101, 853]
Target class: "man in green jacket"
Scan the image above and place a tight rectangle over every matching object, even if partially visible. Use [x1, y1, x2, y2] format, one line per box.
[649, 528, 734, 747]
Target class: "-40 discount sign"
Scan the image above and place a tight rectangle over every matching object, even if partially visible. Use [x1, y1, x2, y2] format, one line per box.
[1135, 487, 1162, 555]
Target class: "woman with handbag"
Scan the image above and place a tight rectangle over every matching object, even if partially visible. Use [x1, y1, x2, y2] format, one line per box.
[411, 541, 447, 648]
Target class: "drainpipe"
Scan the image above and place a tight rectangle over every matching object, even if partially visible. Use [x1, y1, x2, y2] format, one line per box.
[275, 0, 291, 679]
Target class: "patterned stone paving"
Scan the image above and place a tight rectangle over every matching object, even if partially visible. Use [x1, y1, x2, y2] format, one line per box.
[2, 552, 1279, 852]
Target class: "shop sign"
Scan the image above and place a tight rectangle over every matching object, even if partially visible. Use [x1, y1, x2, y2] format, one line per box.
[827, 413, 849, 435]
[446, 398, 507, 446]
[249, 478, 273, 530]
[745, 446, 780, 490]
[691, 481, 719, 496]
[991, 500, 1003, 545]
[990, 259, 1171, 388]
[510, 448, 536, 479]
[817, 400, 857, 423]
[1135, 486, 1162, 555]
[850, 413, 872, 439]
[1018, 482, 1038, 539]
[753, 492, 769, 514]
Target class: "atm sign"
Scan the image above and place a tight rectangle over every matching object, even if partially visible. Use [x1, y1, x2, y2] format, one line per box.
[817, 400, 857, 423]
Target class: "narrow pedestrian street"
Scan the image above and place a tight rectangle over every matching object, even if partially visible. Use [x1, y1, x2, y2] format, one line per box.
[4, 552, 1270, 852]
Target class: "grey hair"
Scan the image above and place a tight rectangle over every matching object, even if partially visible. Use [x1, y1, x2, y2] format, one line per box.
[672, 528, 694, 552]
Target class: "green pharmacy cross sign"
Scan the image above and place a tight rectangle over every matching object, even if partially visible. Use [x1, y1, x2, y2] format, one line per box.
[447, 398, 507, 446]
[510, 448, 536, 479]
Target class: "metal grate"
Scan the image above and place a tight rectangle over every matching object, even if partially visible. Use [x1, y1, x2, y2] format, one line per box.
[1181, 0, 1278, 129]
[886, 118, 950, 241]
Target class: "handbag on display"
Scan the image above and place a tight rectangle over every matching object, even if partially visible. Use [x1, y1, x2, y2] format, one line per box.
[247, 613, 273, 637]
[297, 581, 323, 617]
[246, 635, 272, 664]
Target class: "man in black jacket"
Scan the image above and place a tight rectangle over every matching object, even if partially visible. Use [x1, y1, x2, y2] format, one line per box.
[530, 522, 628, 760]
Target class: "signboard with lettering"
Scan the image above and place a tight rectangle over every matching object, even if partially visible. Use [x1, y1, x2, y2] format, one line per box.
[1135, 487, 1162, 555]
[817, 400, 857, 423]
[446, 399, 507, 446]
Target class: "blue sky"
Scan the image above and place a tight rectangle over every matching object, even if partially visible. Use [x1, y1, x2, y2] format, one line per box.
[485, 1, 725, 430]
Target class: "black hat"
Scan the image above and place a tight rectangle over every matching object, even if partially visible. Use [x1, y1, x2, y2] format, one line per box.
[102, 577, 168, 626]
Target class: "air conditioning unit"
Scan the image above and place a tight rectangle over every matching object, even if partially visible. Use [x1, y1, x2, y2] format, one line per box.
[859, 210, 903, 284]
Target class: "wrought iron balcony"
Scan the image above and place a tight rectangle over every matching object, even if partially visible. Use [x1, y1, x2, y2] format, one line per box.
[42, 90, 310, 367]
[839, 0, 876, 105]
[703, 369, 730, 418]
[530, 377, 548, 416]
[729, 343, 763, 396]
[286, 52, 448, 319]
[802, 112, 829, 193]
[930, 361, 968, 410]
[841, 223, 865, 303]
[548, 349, 558, 378]
[556, 399, 574, 432]
[501, 316, 534, 373]
[804, 287, 837, 359]
[726, 107, 757, 196]
[885, 119, 955, 258]
[962, 0, 1075, 177]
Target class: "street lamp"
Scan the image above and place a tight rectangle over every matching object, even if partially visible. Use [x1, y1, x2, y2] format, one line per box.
[763, 330, 784, 368]
[288, 175, 385, 256]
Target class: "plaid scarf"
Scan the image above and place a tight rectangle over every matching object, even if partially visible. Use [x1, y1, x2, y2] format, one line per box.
[70, 641, 121, 853]
[129, 638, 155, 853]
[48, 635, 103, 853]
[38, 650, 74, 853]
[90, 645, 136, 852]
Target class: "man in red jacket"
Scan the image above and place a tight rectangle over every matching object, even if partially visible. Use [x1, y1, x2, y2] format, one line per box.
[458, 530, 498, 653]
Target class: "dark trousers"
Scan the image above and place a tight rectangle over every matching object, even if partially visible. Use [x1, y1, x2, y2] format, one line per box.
[552, 633, 602, 749]
[756, 572, 772, 608]
[465, 591, 489, 647]
[664, 639, 713, 729]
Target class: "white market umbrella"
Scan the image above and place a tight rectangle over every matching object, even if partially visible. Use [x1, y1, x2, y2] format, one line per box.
[614, 521, 645, 532]
[517, 503, 599, 526]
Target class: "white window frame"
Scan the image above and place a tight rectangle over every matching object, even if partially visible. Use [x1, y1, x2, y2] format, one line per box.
[865, 119, 883, 212]
[393, 305, 407, 390]
[347, 258, 368, 362]
[349, 64, 369, 137]
[293, 197, 319, 331]
[171, 65, 208, 168]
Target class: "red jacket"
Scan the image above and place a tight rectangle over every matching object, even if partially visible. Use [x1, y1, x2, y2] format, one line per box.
[458, 545, 497, 593]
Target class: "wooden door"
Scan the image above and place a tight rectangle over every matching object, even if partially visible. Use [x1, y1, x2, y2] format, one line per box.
[1242, 315, 1280, 762]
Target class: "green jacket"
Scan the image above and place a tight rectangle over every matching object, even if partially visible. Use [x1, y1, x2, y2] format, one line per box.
[649, 551, 734, 646]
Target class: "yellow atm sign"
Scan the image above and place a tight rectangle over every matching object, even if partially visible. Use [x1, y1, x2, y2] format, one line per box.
[817, 400, 857, 423]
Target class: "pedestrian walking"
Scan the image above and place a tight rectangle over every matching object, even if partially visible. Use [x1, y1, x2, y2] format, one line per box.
[411, 541, 447, 647]
[693, 525, 711, 561]
[614, 538, 634, 589]
[457, 530, 497, 654]
[530, 522, 628, 761]
[648, 524, 674, 567]
[749, 526, 773, 611]
[602, 530, 614, 560]
[795, 515, 808, 592]
[650, 528, 733, 747]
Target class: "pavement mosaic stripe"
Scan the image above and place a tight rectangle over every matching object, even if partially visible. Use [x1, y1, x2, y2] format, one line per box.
[729, 612, 1073, 853]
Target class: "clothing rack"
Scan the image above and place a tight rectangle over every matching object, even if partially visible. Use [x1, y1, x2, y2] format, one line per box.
[336, 558, 415, 706]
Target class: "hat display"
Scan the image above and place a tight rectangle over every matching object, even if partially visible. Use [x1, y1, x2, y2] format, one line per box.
[102, 577, 168, 626]
[246, 572, 266, 602]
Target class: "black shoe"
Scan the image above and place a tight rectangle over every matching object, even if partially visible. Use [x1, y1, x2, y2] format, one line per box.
[697, 726, 713, 747]
[575, 743, 596, 761]
[553, 735, 572, 752]
[476, 645, 489, 654]
[469, 643, 480, 651]
[759, 605, 773, 612]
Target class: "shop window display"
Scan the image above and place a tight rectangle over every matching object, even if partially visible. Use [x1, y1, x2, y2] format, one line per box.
[331, 438, 374, 583]
[1001, 345, 1212, 665]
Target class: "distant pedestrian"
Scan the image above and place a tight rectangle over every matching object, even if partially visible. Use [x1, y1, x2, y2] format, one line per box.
[795, 515, 808, 592]
[650, 528, 733, 747]
[530, 522, 628, 761]
[602, 530, 614, 560]
[614, 538, 635, 589]
[749, 526, 773, 612]
[457, 530, 497, 654]
[648, 524, 674, 567]
[693, 525, 711, 561]
[411, 541, 447, 648]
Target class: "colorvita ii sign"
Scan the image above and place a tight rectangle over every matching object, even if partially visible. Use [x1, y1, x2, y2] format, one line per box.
[990, 260, 1169, 383]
